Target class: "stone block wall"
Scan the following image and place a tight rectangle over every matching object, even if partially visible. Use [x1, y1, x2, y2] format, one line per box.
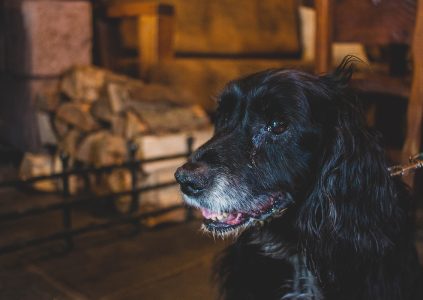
[0, 0, 92, 151]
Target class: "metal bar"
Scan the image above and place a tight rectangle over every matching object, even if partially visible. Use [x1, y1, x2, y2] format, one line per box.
[0, 146, 193, 255]
[129, 142, 140, 213]
[128, 142, 141, 231]
[0, 153, 188, 188]
[0, 204, 184, 255]
[60, 152, 73, 250]
[0, 181, 179, 222]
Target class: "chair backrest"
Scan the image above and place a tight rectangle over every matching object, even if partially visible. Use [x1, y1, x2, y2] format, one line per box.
[315, 0, 417, 73]
[118, 0, 301, 58]
[333, 0, 416, 45]
[315, 0, 423, 186]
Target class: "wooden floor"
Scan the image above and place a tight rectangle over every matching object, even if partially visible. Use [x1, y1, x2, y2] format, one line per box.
[0, 188, 422, 300]
[0, 221, 227, 300]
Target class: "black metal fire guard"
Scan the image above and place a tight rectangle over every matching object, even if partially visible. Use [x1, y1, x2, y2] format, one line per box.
[0, 137, 195, 255]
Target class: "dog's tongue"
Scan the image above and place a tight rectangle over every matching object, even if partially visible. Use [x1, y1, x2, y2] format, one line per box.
[225, 213, 244, 225]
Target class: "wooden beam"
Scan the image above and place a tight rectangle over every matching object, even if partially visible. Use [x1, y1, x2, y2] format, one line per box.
[107, 2, 174, 77]
[402, 0, 423, 185]
[137, 14, 159, 76]
[315, 0, 333, 74]
[107, 3, 174, 18]
[158, 14, 174, 60]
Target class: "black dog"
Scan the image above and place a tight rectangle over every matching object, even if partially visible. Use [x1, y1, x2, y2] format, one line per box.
[175, 59, 423, 300]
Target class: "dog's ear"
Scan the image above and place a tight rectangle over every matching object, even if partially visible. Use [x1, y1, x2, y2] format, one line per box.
[298, 57, 402, 256]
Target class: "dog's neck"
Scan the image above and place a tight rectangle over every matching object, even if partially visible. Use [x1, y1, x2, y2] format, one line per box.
[244, 215, 300, 258]
[243, 222, 324, 299]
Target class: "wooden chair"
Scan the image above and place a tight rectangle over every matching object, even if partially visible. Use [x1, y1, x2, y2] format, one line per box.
[95, 0, 304, 111]
[96, 2, 175, 77]
[315, 0, 423, 184]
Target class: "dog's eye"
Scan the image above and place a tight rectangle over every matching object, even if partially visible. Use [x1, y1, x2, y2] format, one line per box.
[266, 121, 287, 134]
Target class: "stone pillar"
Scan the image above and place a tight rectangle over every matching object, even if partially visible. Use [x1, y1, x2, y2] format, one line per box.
[0, 0, 92, 152]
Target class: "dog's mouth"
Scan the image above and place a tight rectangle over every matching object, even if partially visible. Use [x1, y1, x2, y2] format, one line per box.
[200, 194, 288, 235]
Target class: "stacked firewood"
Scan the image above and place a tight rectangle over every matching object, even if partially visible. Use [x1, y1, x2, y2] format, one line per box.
[20, 66, 211, 215]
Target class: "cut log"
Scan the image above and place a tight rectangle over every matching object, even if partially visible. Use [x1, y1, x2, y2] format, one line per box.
[37, 112, 57, 145]
[141, 167, 185, 227]
[76, 130, 106, 163]
[106, 170, 132, 214]
[60, 65, 144, 104]
[105, 82, 129, 113]
[141, 166, 183, 208]
[95, 134, 127, 166]
[36, 92, 61, 112]
[56, 102, 99, 132]
[105, 70, 145, 89]
[76, 131, 127, 166]
[19, 153, 78, 194]
[53, 118, 70, 138]
[134, 128, 212, 174]
[91, 98, 114, 123]
[19, 153, 57, 192]
[124, 110, 148, 139]
[111, 115, 126, 137]
[111, 111, 148, 139]
[134, 128, 213, 162]
[61, 66, 106, 103]
[128, 101, 209, 133]
[128, 83, 194, 105]
[58, 129, 81, 157]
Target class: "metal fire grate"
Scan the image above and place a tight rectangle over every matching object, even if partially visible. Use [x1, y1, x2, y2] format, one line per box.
[0, 137, 195, 255]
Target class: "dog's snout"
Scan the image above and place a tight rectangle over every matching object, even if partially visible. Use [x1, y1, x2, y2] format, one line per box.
[175, 162, 210, 197]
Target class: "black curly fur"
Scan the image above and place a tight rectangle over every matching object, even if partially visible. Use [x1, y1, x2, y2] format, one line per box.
[177, 57, 423, 299]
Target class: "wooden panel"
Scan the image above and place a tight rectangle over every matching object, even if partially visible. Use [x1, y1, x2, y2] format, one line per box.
[333, 0, 416, 45]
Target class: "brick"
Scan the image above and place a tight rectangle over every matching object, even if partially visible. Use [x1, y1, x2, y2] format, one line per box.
[5, 0, 92, 76]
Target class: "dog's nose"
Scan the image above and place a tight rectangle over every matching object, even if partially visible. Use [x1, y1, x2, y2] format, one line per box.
[175, 162, 210, 197]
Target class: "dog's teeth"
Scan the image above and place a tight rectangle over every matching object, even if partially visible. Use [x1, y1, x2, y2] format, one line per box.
[222, 213, 228, 218]
[217, 215, 224, 221]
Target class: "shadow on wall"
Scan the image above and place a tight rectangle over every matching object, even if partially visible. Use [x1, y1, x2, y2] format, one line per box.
[0, 2, 39, 152]
[0, 0, 92, 153]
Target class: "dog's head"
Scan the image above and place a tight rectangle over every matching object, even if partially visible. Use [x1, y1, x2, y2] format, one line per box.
[175, 59, 394, 241]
